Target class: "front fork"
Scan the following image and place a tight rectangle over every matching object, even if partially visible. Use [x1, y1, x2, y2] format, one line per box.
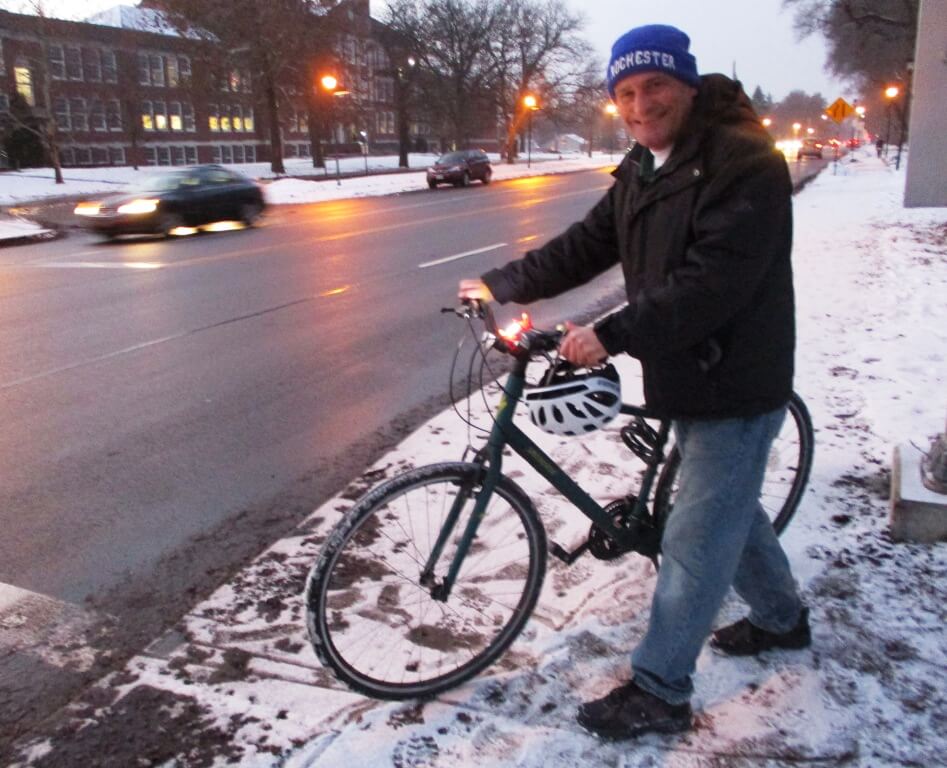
[421, 369, 525, 601]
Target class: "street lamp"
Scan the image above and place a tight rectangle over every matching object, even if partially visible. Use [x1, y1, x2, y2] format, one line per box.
[604, 102, 618, 160]
[761, 117, 772, 129]
[523, 93, 539, 168]
[320, 74, 350, 185]
[884, 85, 899, 159]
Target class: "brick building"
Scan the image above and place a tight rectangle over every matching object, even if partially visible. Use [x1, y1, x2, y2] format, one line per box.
[0, 0, 459, 169]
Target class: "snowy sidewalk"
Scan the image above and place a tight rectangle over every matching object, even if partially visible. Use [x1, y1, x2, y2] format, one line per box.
[11, 154, 947, 767]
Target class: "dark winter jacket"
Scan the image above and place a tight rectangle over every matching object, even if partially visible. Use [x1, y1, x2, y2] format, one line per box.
[481, 74, 795, 419]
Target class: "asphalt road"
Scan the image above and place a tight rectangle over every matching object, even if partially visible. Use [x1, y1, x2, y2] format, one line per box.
[0, 167, 635, 751]
[0, 158, 826, 754]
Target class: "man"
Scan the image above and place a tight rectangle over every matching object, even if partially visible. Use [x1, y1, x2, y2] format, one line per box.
[458, 24, 810, 739]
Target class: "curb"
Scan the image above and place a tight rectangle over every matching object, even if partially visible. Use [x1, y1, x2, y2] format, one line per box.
[0, 226, 61, 248]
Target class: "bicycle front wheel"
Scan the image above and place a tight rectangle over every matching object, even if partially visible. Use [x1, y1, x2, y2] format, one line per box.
[654, 392, 814, 535]
[305, 462, 547, 700]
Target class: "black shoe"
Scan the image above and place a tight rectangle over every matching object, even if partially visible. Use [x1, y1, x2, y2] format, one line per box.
[576, 680, 692, 740]
[710, 607, 811, 656]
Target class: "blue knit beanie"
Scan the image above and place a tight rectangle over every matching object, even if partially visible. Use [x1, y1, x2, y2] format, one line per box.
[606, 24, 700, 97]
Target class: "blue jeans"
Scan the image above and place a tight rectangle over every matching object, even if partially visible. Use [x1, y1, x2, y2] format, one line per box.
[631, 407, 804, 705]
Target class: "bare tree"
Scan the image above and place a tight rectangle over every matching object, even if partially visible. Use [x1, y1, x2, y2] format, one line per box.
[2, 3, 65, 181]
[154, 0, 340, 174]
[487, 0, 588, 163]
[385, 0, 501, 149]
[374, 24, 420, 168]
[783, 0, 918, 90]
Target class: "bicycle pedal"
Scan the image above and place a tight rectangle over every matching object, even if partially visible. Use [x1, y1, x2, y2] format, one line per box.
[549, 540, 589, 565]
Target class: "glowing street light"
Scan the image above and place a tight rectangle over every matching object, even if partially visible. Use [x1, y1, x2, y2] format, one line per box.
[761, 117, 772, 128]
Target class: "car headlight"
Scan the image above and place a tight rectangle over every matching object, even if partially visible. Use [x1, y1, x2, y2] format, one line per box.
[74, 202, 102, 216]
[117, 199, 159, 215]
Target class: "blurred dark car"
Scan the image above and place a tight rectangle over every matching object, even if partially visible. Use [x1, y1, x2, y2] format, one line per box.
[426, 149, 492, 189]
[74, 164, 265, 239]
[798, 138, 824, 159]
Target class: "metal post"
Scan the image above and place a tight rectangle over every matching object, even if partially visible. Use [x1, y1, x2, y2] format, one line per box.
[527, 110, 532, 169]
[885, 104, 892, 158]
[335, 155, 341, 186]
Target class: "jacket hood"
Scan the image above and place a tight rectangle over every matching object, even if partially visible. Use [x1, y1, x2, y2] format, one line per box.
[692, 73, 761, 128]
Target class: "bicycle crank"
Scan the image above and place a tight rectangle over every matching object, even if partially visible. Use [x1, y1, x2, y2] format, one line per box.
[588, 496, 662, 561]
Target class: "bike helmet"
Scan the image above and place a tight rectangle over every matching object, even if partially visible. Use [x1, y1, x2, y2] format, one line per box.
[525, 363, 622, 436]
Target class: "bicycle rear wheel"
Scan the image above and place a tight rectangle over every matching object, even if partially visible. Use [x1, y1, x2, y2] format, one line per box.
[654, 392, 814, 534]
[305, 462, 546, 700]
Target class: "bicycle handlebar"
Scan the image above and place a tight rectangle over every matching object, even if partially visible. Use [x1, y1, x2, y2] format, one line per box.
[443, 300, 564, 357]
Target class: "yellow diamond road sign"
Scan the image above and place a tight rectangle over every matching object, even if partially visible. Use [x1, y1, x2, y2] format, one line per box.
[825, 98, 856, 124]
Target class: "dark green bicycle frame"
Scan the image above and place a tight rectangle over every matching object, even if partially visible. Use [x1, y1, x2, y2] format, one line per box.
[422, 352, 670, 601]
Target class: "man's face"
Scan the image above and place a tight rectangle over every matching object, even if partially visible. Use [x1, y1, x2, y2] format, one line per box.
[613, 72, 697, 151]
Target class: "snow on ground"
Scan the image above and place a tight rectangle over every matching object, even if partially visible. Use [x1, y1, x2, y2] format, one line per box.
[10, 153, 947, 767]
[0, 151, 612, 209]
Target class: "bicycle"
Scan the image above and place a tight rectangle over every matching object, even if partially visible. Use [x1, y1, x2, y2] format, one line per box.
[305, 301, 814, 700]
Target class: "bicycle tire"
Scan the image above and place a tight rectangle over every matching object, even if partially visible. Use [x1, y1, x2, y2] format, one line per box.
[305, 462, 547, 700]
[653, 392, 814, 535]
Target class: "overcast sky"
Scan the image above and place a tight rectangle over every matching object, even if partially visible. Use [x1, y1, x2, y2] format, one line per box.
[3, 0, 852, 101]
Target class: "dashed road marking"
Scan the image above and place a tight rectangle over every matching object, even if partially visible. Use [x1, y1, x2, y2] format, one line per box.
[418, 242, 507, 269]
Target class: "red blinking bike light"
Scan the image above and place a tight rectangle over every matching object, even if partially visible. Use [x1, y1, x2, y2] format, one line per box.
[498, 313, 532, 345]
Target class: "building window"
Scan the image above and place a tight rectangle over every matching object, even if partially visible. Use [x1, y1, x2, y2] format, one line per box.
[60, 147, 75, 166]
[138, 53, 150, 86]
[150, 54, 165, 87]
[232, 105, 243, 132]
[169, 102, 182, 131]
[90, 100, 106, 131]
[185, 146, 197, 164]
[15, 65, 35, 107]
[220, 110, 231, 132]
[211, 145, 221, 163]
[84, 49, 102, 82]
[107, 100, 122, 131]
[284, 143, 297, 158]
[54, 97, 70, 131]
[48, 44, 66, 80]
[141, 100, 154, 131]
[157, 146, 171, 165]
[144, 147, 157, 165]
[233, 144, 244, 163]
[76, 146, 92, 165]
[296, 142, 308, 158]
[179, 56, 191, 82]
[221, 145, 232, 163]
[70, 98, 88, 131]
[0, 94, 9, 112]
[183, 103, 195, 132]
[65, 46, 83, 80]
[153, 100, 168, 131]
[172, 146, 185, 165]
[244, 107, 254, 132]
[102, 50, 117, 83]
[109, 146, 125, 165]
[208, 103, 219, 132]
[93, 146, 109, 164]
[167, 56, 179, 87]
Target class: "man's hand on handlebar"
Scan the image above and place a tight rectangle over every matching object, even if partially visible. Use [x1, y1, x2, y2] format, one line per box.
[559, 321, 608, 367]
[458, 279, 494, 302]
